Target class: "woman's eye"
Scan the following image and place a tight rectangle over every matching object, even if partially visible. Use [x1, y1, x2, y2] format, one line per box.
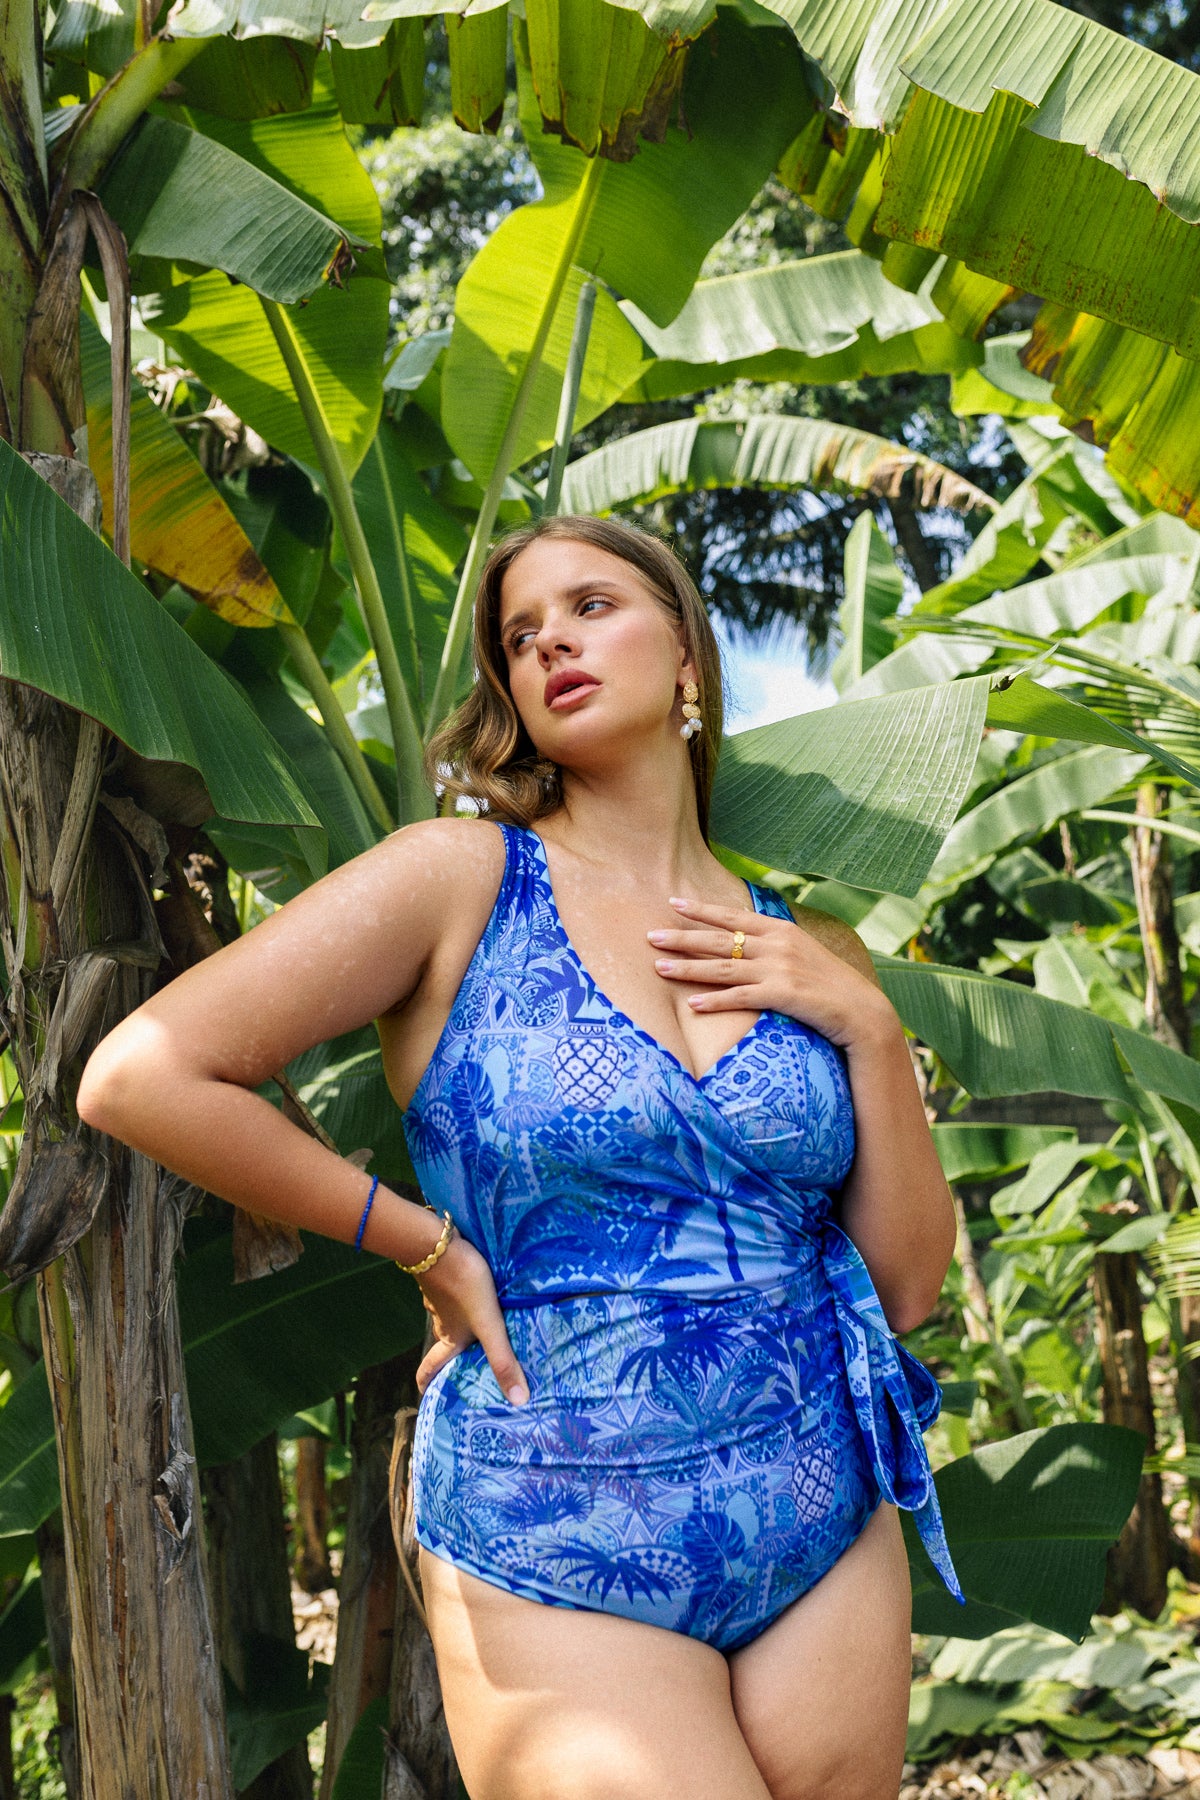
[579, 597, 609, 616]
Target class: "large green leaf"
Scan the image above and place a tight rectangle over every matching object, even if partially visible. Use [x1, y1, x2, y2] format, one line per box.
[140, 73, 389, 476]
[225, 1640, 330, 1789]
[907, 1425, 1144, 1642]
[97, 113, 364, 304]
[0, 437, 318, 833]
[711, 675, 990, 897]
[558, 414, 995, 516]
[617, 248, 980, 401]
[750, 0, 1200, 361]
[925, 746, 1148, 889]
[442, 10, 807, 481]
[0, 1228, 426, 1533]
[875, 954, 1200, 1111]
[143, 270, 389, 478]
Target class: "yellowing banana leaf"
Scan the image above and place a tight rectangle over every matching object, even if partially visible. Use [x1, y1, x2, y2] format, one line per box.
[0, 438, 318, 834]
[1022, 307, 1200, 529]
[80, 317, 290, 628]
[97, 113, 366, 304]
[442, 10, 807, 481]
[558, 414, 995, 516]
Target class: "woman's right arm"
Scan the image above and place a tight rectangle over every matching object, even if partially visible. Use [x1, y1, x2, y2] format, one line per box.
[76, 817, 530, 1404]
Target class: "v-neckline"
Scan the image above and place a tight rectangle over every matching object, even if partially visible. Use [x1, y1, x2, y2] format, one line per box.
[526, 827, 770, 1089]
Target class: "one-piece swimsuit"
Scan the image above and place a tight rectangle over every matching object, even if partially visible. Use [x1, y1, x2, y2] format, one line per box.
[405, 823, 964, 1652]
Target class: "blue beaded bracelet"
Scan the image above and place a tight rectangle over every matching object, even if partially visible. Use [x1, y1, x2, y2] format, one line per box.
[353, 1174, 380, 1252]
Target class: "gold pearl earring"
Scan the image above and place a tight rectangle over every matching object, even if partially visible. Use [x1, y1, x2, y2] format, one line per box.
[680, 679, 702, 742]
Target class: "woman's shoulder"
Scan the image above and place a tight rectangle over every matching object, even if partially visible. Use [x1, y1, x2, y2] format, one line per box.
[786, 900, 882, 991]
[376, 815, 510, 898]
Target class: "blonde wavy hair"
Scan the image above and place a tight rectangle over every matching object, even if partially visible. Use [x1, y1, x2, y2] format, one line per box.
[425, 514, 725, 839]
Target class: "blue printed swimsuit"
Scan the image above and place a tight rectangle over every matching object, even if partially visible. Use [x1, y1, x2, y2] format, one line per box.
[405, 824, 964, 1652]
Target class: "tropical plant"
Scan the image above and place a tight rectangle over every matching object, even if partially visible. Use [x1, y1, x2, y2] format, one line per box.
[8, 0, 1200, 1791]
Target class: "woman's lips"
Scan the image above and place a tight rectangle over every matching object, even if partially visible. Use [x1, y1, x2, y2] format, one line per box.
[546, 679, 601, 711]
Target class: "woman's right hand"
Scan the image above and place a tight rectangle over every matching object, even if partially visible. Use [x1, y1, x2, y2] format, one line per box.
[413, 1234, 529, 1406]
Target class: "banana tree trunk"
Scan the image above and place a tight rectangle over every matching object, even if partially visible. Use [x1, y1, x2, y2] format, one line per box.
[1093, 1249, 1174, 1618]
[34, 1513, 79, 1798]
[294, 1436, 333, 1595]
[202, 1433, 314, 1800]
[0, 466, 234, 1796]
[318, 1357, 405, 1799]
[385, 1388, 458, 1800]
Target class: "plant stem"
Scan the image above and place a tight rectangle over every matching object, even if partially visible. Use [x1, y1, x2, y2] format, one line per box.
[278, 621, 395, 835]
[542, 276, 596, 517]
[371, 433, 422, 706]
[260, 296, 430, 824]
[425, 153, 605, 736]
[58, 36, 206, 215]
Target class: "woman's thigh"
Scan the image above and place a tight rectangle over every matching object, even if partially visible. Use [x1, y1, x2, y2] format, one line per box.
[418, 1546, 773, 1800]
[727, 1502, 913, 1800]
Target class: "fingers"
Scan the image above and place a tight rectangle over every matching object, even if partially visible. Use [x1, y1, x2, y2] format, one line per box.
[687, 985, 760, 1011]
[415, 1336, 461, 1396]
[655, 956, 758, 987]
[668, 897, 767, 930]
[475, 1308, 530, 1406]
[647, 927, 752, 957]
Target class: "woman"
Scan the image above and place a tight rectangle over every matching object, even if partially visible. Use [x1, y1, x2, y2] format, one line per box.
[78, 514, 963, 1800]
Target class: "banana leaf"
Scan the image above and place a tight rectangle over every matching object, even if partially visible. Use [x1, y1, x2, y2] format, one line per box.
[0, 437, 319, 836]
[829, 510, 904, 693]
[97, 112, 366, 304]
[80, 315, 291, 628]
[711, 675, 990, 896]
[875, 954, 1200, 1111]
[559, 414, 994, 517]
[617, 248, 980, 401]
[442, 10, 807, 482]
[141, 71, 389, 476]
[907, 1424, 1144, 1642]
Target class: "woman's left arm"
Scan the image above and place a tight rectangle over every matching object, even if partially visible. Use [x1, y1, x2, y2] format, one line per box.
[652, 897, 957, 1335]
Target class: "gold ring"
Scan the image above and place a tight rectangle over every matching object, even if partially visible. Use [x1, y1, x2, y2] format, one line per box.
[731, 929, 746, 960]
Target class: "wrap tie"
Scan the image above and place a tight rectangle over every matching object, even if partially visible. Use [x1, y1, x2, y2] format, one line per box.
[820, 1218, 965, 1605]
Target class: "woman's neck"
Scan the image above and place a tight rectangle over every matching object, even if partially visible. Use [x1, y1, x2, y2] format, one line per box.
[541, 761, 712, 893]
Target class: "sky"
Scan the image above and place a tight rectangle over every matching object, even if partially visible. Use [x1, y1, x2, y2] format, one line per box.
[717, 619, 837, 735]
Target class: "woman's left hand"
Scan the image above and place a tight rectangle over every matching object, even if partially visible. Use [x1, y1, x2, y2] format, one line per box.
[647, 897, 897, 1051]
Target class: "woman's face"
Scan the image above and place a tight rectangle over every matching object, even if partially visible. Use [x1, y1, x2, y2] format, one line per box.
[496, 537, 695, 768]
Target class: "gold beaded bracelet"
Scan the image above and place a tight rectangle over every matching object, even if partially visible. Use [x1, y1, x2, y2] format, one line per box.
[396, 1209, 456, 1278]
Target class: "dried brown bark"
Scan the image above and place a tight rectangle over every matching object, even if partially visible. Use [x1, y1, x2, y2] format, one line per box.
[294, 1436, 334, 1596]
[385, 1395, 458, 1800]
[318, 1358, 406, 1800]
[202, 1434, 313, 1800]
[1092, 1250, 1173, 1618]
